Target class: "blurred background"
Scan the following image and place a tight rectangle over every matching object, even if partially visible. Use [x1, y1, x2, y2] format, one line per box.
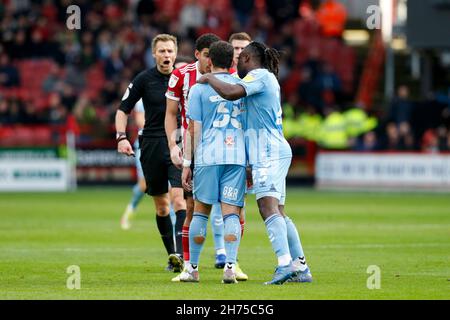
[0, 0, 449, 191]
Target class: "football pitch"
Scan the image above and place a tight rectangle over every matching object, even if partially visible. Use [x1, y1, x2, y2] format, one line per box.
[0, 187, 449, 300]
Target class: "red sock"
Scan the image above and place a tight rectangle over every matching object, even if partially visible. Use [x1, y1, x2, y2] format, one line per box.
[240, 219, 245, 238]
[182, 225, 190, 261]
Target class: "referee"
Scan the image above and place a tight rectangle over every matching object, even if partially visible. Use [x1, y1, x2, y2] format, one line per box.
[115, 34, 185, 272]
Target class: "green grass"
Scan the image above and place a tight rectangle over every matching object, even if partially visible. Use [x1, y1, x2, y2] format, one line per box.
[0, 188, 449, 299]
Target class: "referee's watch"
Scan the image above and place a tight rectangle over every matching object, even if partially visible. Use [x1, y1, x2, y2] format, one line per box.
[116, 132, 127, 142]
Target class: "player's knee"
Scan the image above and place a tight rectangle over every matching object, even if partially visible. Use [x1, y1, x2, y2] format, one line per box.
[193, 236, 205, 244]
[258, 203, 274, 218]
[172, 197, 186, 211]
[155, 205, 170, 216]
[224, 234, 237, 242]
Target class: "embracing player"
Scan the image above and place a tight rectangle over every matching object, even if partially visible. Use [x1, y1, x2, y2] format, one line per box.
[180, 41, 246, 283]
[165, 34, 247, 281]
[199, 41, 313, 285]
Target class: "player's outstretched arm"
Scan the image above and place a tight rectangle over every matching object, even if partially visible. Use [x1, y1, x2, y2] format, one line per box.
[198, 74, 246, 101]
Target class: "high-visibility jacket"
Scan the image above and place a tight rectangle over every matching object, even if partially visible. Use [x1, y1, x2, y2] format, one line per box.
[344, 108, 378, 137]
[282, 103, 296, 139]
[297, 112, 322, 141]
[318, 111, 348, 149]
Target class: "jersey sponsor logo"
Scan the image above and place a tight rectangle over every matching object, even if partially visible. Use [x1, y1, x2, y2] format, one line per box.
[223, 186, 238, 201]
[168, 74, 179, 88]
[209, 95, 225, 103]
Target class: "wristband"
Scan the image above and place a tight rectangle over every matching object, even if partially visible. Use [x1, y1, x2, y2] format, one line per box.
[116, 132, 126, 141]
[182, 159, 191, 168]
[117, 136, 128, 143]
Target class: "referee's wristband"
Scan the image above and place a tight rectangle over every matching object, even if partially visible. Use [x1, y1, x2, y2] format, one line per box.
[116, 132, 127, 141]
[117, 136, 128, 143]
[182, 159, 192, 168]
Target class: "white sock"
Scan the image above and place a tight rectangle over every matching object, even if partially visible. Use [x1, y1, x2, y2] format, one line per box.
[278, 254, 291, 267]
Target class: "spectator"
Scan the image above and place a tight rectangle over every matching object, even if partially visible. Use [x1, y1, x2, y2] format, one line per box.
[179, 0, 205, 39]
[136, 0, 156, 25]
[8, 99, 24, 124]
[0, 99, 10, 124]
[100, 80, 120, 107]
[6, 29, 29, 60]
[317, 63, 342, 107]
[104, 49, 124, 80]
[22, 101, 43, 124]
[421, 129, 439, 153]
[265, 0, 300, 26]
[0, 53, 20, 87]
[79, 45, 97, 70]
[231, 0, 254, 31]
[298, 51, 324, 113]
[389, 85, 414, 125]
[437, 126, 450, 152]
[63, 61, 85, 92]
[46, 92, 68, 124]
[60, 83, 78, 112]
[42, 63, 64, 93]
[29, 28, 49, 58]
[96, 30, 115, 60]
[387, 85, 415, 150]
[354, 131, 379, 152]
[316, 0, 347, 38]
[384, 122, 414, 150]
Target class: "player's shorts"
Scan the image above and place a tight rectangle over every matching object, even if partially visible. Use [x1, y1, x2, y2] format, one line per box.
[133, 138, 144, 179]
[248, 157, 292, 205]
[193, 165, 246, 207]
[139, 136, 182, 196]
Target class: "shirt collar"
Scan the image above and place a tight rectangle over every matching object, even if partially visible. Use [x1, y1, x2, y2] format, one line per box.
[196, 61, 202, 80]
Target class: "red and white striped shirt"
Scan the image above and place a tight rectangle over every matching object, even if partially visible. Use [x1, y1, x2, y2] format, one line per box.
[165, 61, 202, 130]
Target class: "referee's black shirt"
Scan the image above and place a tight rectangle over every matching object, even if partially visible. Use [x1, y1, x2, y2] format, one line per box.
[119, 67, 179, 138]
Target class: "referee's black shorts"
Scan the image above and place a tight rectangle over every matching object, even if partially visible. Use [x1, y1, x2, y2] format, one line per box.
[139, 136, 182, 196]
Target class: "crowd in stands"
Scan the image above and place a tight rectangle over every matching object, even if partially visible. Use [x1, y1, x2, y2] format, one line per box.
[0, 0, 449, 152]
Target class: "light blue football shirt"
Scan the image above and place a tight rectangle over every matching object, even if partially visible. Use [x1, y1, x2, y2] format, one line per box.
[134, 98, 144, 136]
[238, 68, 292, 165]
[187, 73, 245, 167]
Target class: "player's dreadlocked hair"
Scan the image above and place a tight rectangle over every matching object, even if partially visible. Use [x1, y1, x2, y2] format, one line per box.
[247, 41, 281, 78]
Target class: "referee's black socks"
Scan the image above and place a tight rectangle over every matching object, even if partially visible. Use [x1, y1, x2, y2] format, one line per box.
[156, 214, 175, 255]
[175, 210, 186, 256]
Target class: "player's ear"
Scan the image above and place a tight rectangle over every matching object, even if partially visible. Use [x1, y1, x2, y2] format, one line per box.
[194, 50, 200, 60]
[243, 52, 251, 63]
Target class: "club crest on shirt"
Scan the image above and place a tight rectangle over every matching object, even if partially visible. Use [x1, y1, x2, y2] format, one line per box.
[224, 136, 235, 146]
[168, 74, 179, 88]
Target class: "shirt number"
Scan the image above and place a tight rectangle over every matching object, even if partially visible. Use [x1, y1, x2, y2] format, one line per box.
[213, 102, 242, 129]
